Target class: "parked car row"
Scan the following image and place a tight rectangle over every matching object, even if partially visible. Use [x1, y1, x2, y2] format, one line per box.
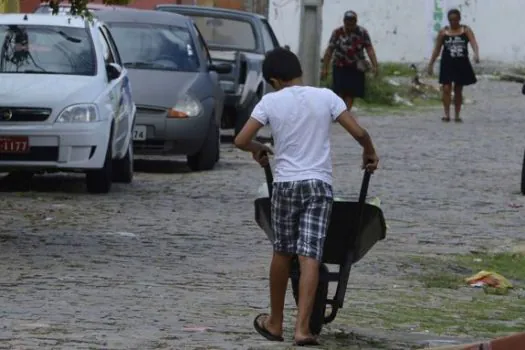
[0, 4, 282, 194]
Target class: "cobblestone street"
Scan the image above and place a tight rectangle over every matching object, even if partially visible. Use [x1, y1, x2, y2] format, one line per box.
[0, 77, 524, 349]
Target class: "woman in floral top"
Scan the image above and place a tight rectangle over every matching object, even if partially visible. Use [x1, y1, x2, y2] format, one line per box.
[321, 10, 379, 111]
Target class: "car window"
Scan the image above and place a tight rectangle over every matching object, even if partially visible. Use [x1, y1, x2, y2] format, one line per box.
[193, 23, 212, 65]
[105, 22, 200, 72]
[99, 25, 121, 65]
[190, 15, 257, 51]
[97, 28, 116, 65]
[261, 19, 280, 50]
[260, 22, 275, 53]
[0, 24, 96, 75]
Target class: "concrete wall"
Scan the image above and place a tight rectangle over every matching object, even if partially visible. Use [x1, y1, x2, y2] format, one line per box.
[269, 0, 525, 64]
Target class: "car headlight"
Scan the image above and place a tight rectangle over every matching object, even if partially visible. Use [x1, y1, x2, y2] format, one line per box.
[56, 104, 100, 123]
[167, 95, 203, 118]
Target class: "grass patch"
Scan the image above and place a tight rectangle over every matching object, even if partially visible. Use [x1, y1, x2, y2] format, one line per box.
[509, 66, 525, 76]
[320, 63, 441, 109]
[332, 251, 525, 339]
[410, 251, 525, 290]
[379, 62, 416, 77]
[337, 286, 525, 338]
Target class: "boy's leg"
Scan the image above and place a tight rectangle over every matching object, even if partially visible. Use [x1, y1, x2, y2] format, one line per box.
[256, 182, 300, 338]
[294, 180, 333, 341]
[264, 251, 292, 335]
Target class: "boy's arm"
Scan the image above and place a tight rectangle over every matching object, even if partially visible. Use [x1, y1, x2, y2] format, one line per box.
[234, 98, 273, 165]
[327, 89, 378, 167]
[233, 117, 270, 154]
[335, 111, 379, 171]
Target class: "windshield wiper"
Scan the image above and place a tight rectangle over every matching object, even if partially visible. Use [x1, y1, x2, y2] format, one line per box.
[57, 31, 82, 43]
[23, 69, 53, 74]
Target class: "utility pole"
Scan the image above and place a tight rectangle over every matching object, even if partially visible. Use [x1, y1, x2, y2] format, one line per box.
[297, 0, 323, 87]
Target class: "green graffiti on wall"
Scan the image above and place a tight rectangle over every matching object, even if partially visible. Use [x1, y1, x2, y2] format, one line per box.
[433, 0, 444, 35]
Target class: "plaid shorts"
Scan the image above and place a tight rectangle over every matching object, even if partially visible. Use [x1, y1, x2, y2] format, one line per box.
[270, 179, 333, 261]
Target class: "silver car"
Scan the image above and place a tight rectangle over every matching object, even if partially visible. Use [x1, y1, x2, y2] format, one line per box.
[0, 14, 136, 193]
[96, 9, 231, 171]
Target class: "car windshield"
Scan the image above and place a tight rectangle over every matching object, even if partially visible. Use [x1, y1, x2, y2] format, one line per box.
[0, 25, 96, 75]
[189, 15, 257, 51]
[106, 22, 200, 72]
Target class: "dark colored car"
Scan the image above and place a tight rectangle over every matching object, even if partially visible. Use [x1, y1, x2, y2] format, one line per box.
[96, 8, 231, 171]
[155, 5, 282, 135]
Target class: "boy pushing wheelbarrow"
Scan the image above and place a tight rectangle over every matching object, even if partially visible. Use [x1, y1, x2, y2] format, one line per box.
[234, 48, 379, 346]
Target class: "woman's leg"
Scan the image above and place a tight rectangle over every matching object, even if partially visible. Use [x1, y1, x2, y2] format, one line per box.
[453, 84, 464, 121]
[441, 84, 452, 121]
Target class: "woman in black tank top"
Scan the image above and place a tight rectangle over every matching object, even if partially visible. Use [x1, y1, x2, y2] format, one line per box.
[427, 8, 480, 122]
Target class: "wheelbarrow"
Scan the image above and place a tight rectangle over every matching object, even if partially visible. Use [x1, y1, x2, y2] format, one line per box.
[254, 164, 387, 335]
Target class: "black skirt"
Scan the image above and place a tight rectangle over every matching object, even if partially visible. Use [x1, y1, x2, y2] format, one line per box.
[439, 58, 477, 86]
[332, 64, 365, 98]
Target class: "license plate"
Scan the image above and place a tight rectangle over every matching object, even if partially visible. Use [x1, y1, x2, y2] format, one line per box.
[0, 136, 29, 153]
[133, 125, 147, 141]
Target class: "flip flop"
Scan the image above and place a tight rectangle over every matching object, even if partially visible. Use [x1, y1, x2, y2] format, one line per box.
[441, 117, 451, 122]
[253, 314, 283, 342]
[454, 118, 463, 123]
[294, 337, 320, 346]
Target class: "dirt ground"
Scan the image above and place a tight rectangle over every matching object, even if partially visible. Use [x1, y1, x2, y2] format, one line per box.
[0, 77, 524, 349]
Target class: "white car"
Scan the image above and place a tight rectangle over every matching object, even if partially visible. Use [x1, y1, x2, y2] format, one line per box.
[0, 14, 136, 193]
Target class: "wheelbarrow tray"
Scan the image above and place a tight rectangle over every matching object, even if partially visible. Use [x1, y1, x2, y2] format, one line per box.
[254, 198, 387, 265]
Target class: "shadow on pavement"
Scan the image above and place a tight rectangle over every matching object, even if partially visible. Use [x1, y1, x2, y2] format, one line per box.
[0, 172, 88, 193]
[133, 158, 191, 174]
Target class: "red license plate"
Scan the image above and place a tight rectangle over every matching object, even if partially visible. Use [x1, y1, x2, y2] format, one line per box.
[0, 136, 30, 154]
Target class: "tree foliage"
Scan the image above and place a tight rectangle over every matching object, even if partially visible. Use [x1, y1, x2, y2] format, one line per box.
[41, 0, 131, 17]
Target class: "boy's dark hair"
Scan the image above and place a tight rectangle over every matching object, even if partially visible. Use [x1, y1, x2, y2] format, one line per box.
[262, 47, 303, 84]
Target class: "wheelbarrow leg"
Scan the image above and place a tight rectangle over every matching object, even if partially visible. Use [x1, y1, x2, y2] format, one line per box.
[290, 258, 330, 336]
[323, 255, 354, 324]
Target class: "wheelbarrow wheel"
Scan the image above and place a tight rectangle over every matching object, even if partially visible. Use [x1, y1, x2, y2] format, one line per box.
[290, 260, 329, 336]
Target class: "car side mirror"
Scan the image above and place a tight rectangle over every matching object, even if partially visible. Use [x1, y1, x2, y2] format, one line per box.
[209, 63, 232, 74]
[106, 63, 122, 82]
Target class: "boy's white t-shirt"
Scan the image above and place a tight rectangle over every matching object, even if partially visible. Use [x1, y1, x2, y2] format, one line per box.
[251, 86, 347, 186]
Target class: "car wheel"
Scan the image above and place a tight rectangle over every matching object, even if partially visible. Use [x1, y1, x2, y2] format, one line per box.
[86, 135, 113, 194]
[112, 140, 133, 184]
[521, 149, 525, 195]
[215, 124, 221, 162]
[187, 118, 220, 171]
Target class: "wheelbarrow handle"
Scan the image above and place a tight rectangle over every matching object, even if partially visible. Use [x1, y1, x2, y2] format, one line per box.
[261, 151, 273, 199]
[358, 170, 371, 206]
[355, 169, 372, 241]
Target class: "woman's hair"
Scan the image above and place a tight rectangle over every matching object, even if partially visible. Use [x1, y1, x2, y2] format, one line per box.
[447, 8, 461, 20]
[262, 47, 303, 84]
